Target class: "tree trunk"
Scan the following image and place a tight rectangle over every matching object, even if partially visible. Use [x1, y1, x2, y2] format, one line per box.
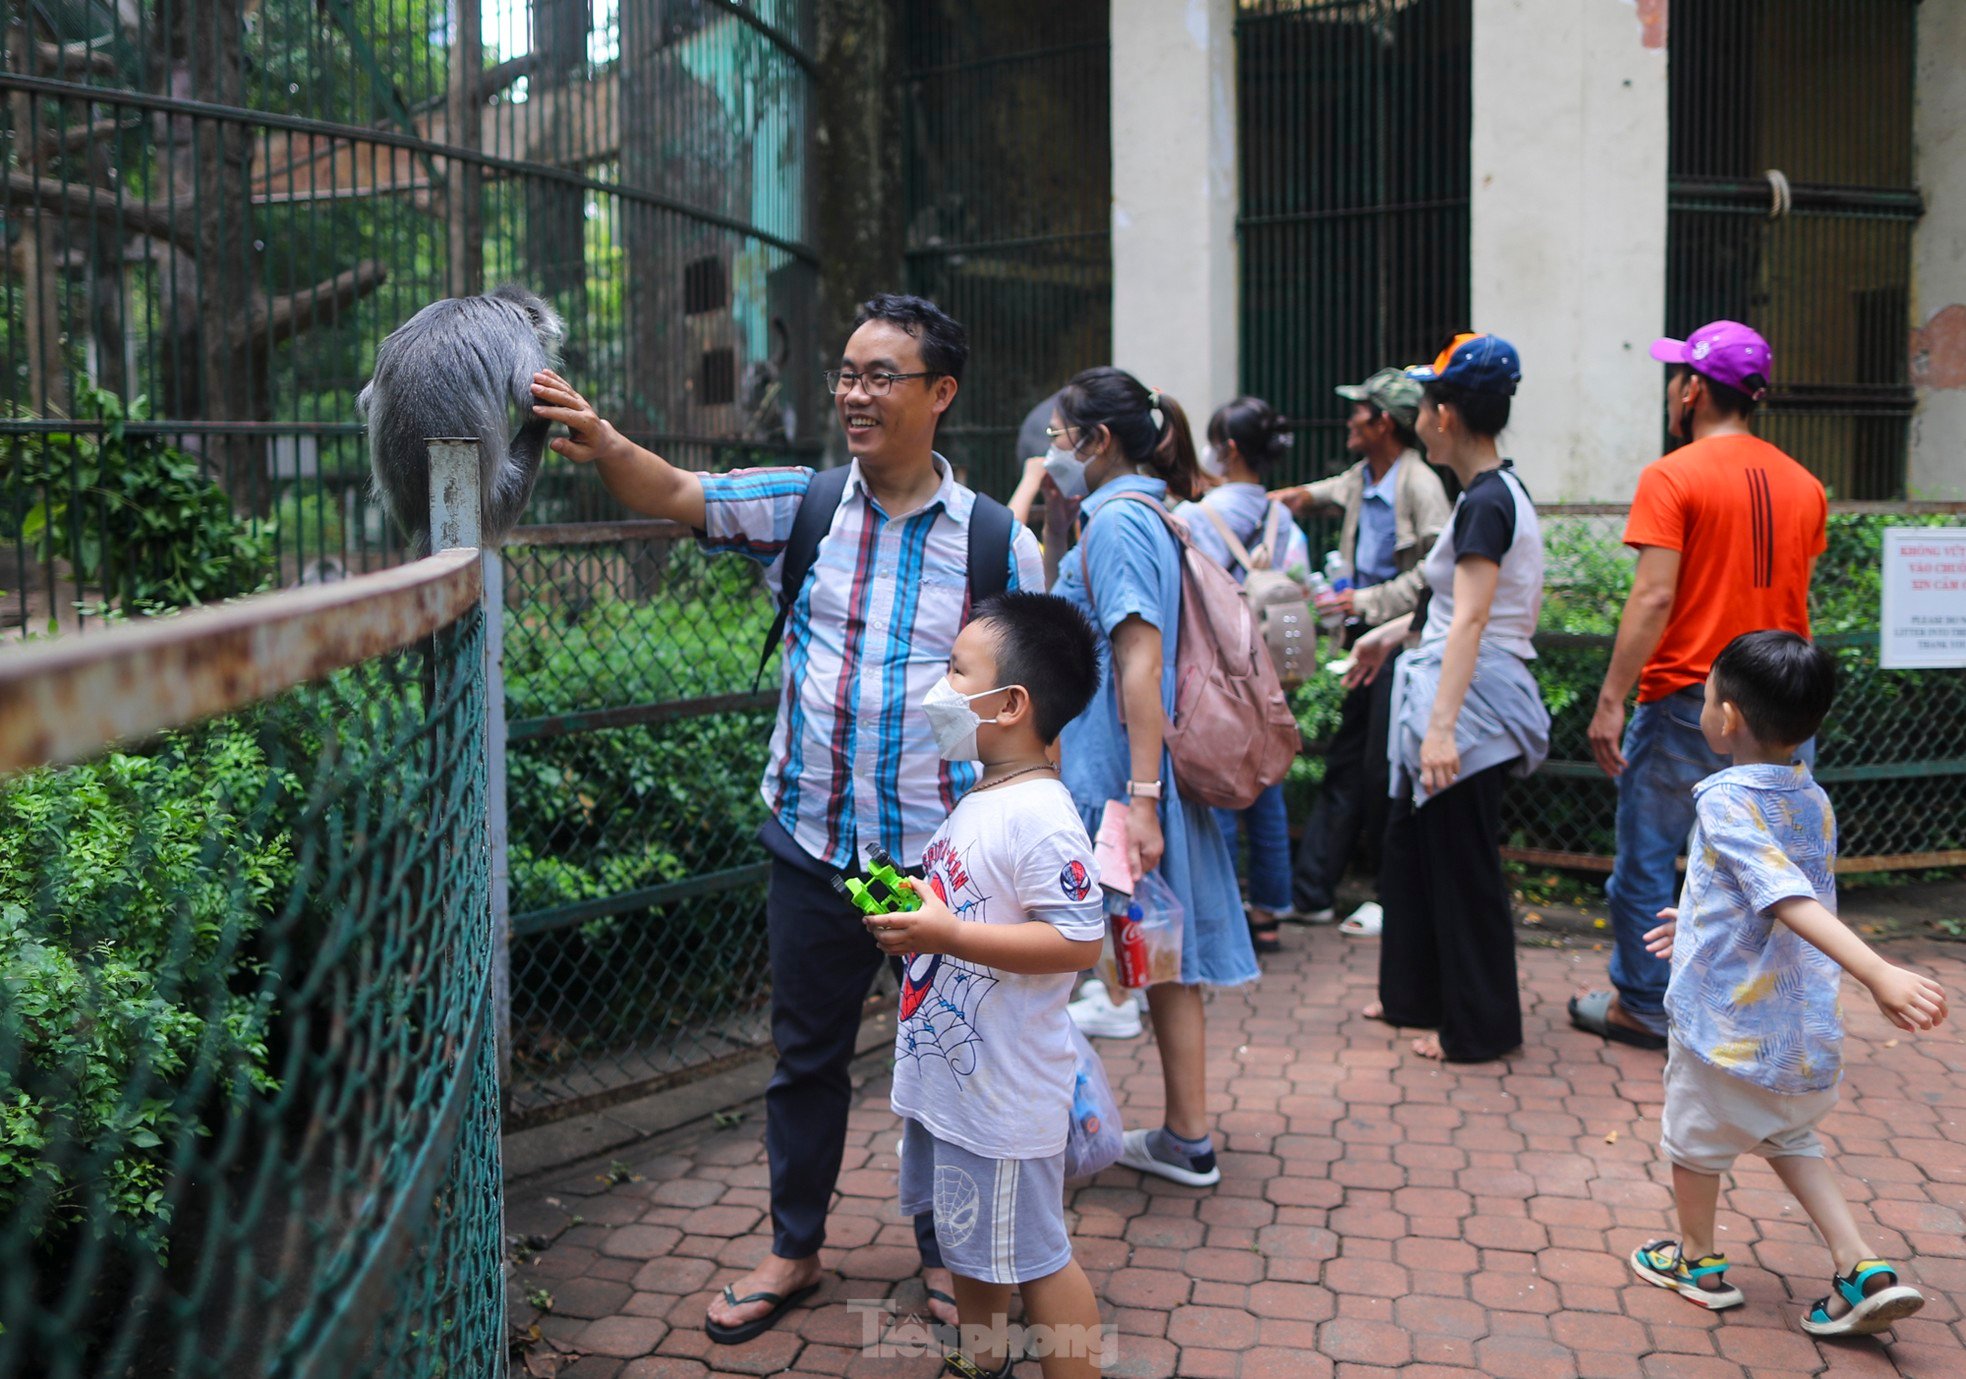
[813, 0, 905, 465]
[188, 0, 258, 506]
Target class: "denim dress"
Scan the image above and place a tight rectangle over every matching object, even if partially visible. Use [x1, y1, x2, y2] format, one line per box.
[1050, 475, 1260, 988]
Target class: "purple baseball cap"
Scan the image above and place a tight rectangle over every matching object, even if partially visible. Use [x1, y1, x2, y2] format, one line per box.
[1650, 321, 1773, 400]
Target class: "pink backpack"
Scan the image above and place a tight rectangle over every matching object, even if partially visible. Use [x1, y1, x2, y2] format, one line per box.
[1080, 492, 1301, 811]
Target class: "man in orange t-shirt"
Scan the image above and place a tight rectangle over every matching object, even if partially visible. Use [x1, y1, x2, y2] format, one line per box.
[1569, 321, 1828, 1049]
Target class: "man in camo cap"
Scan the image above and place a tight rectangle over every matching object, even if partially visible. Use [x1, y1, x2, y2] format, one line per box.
[1272, 367, 1452, 929]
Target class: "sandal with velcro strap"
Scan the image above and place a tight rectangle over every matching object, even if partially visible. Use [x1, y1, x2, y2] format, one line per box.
[1629, 1239, 1745, 1310]
[1801, 1259, 1924, 1336]
[942, 1350, 1014, 1379]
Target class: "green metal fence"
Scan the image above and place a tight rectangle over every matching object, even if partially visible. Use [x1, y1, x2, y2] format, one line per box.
[902, 0, 1111, 498]
[1509, 503, 1966, 873]
[1236, 0, 1471, 490]
[499, 512, 782, 1121]
[1666, 0, 1921, 500]
[2, 0, 818, 632]
[0, 533, 502, 1376]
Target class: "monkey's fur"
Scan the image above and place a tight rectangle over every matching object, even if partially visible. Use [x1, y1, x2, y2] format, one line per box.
[359, 283, 565, 553]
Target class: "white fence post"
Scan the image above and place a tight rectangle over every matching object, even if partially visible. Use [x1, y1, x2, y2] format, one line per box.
[426, 440, 512, 1088]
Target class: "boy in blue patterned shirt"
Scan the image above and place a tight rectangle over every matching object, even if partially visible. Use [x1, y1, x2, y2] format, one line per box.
[1628, 631, 1947, 1336]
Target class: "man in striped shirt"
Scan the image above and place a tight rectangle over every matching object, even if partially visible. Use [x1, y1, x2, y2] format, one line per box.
[532, 294, 1042, 1344]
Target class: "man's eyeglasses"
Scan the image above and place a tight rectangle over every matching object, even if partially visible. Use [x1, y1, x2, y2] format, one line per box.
[824, 370, 939, 397]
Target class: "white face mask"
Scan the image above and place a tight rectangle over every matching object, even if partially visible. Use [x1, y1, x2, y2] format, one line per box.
[1199, 443, 1226, 478]
[1042, 444, 1090, 501]
[921, 677, 1011, 761]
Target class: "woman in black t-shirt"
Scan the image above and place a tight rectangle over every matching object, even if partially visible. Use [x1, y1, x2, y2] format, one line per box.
[1344, 334, 1551, 1063]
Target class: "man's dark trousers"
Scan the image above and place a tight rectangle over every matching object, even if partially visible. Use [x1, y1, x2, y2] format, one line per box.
[760, 822, 940, 1266]
[1294, 646, 1400, 914]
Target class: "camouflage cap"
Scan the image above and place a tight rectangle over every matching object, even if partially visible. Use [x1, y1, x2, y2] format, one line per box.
[1335, 367, 1423, 429]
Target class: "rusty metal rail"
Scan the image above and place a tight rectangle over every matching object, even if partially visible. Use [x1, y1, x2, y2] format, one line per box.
[0, 547, 480, 774]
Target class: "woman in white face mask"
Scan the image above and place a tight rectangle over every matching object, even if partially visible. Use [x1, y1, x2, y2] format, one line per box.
[1042, 366, 1257, 1191]
[1172, 398, 1312, 956]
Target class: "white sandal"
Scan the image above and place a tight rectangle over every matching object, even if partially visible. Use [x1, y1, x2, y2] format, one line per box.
[1338, 901, 1383, 937]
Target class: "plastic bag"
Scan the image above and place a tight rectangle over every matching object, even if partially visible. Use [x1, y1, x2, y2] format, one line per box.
[1062, 1022, 1124, 1180]
[1098, 872, 1184, 989]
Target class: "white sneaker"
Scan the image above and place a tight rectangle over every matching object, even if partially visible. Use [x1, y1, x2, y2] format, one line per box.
[1068, 980, 1143, 1038]
[1117, 1126, 1221, 1187]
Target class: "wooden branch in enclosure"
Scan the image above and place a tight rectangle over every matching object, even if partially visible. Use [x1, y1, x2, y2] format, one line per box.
[36, 117, 129, 160]
[4, 170, 196, 249]
[477, 53, 538, 102]
[247, 260, 387, 351]
[32, 39, 117, 79]
[0, 549, 483, 776]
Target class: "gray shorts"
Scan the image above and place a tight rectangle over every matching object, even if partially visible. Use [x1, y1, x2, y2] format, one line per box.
[1661, 1038, 1839, 1175]
[899, 1118, 1072, 1286]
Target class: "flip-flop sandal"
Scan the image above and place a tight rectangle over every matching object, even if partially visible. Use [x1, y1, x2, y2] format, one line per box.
[925, 1286, 959, 1321]
[704, 1280, 821, 1345]
[1568, 990, 1667, 1051]
[1801, 1260, 1925, 1336]
[1338, 902, 1383, 937]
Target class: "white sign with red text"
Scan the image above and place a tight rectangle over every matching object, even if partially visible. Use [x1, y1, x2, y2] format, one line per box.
[1881, 527, 1966, 669]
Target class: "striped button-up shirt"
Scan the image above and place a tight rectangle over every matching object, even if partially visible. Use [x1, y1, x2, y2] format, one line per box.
[700, 455, 1043, 870]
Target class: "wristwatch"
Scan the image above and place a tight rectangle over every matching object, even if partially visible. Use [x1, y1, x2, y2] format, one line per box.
[1126, 780, 1163, 800]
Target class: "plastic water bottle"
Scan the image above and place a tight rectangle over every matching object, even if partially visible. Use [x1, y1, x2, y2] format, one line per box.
[1323, 551, 1359, 629]
[1311, 565, 1344, 634]
[1323, 551, 1354, 598]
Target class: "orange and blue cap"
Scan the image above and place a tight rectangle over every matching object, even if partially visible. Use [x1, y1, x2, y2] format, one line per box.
[1407, 333, 1521, 396]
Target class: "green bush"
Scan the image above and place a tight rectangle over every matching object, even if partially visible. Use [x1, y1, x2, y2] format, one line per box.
[3, 387, 275, 619]
[0, 728, 296, 1254]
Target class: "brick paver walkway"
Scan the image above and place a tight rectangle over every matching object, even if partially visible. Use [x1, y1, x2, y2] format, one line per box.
[508, 928, 1966, 1378]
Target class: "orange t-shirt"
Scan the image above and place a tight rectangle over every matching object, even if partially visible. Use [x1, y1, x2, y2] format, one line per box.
[1625, 433, 1828, 704]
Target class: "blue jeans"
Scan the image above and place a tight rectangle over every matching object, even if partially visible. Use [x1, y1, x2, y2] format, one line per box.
[1214, 782, 1293, 914]
[1604, 684, 1813, 1033]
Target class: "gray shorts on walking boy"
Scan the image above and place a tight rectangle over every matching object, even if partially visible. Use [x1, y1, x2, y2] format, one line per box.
[899, 1118, 1072, 1285]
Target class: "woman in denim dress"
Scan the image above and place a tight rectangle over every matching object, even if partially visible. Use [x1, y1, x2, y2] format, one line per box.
[1038, 366, 1259, 1187]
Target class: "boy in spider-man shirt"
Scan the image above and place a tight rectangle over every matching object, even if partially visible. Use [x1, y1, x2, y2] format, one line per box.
[868, 592, 1106, 1379]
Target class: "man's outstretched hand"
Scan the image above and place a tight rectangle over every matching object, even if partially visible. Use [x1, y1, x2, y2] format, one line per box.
[531, 370, 627, 466]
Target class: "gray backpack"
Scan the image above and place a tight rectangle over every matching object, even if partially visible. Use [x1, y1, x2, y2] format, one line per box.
[1197, 503, 1316, 690]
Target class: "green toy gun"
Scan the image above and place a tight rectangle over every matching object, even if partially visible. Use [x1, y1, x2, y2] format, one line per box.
[830, 845, 921, 916]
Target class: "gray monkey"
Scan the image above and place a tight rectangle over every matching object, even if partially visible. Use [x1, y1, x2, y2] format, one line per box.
[359, 283, 566, 553]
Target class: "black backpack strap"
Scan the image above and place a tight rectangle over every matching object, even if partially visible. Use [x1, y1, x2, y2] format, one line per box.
[756, 463, 853, 689]
[965, 492, 1016, 612]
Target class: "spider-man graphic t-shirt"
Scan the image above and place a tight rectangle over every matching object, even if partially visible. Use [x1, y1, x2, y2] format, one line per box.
[889, 777, 1103, 1159]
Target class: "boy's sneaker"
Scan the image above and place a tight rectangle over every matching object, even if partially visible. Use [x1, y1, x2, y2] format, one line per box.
[1068, 979, 1143, 1039]
[1800, 1260, 1924, 1336]
[1629, 1240, 1745, 1310]
[1118, 1126, 1221, 1187]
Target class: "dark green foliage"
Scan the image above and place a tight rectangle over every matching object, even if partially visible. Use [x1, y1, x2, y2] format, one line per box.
[3, 388, 275, 619]
[0, 728, 295, 1252]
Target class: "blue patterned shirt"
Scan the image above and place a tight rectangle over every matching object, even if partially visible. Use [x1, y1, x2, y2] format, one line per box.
[1665, 762, 1844, 1094]
[699, 456, 1043, 870]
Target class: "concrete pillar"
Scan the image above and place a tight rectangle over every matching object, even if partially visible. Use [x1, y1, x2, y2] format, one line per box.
[1910, 0, 1966, 500]
[1111, 0, 1238, 440]
[1470, 0, 1668, 501]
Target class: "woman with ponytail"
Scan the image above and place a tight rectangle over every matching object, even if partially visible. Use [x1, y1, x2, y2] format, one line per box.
[1040, 366, 1257, 1189]
[1173, 397, 1312, 955]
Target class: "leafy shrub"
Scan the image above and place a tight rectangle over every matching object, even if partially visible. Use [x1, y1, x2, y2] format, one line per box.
[0, 727, 296, 1254]
[3, 386, 274, 618]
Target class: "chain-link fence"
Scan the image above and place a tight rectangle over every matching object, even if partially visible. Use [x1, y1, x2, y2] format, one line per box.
[0, 538, 502, 1377]
[1509, 502, 1966, 871]
[500, 506, 782, 1123]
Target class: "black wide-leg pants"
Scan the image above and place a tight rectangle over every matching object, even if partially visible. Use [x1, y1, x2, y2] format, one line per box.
[1375, 760, 1522, 1062]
